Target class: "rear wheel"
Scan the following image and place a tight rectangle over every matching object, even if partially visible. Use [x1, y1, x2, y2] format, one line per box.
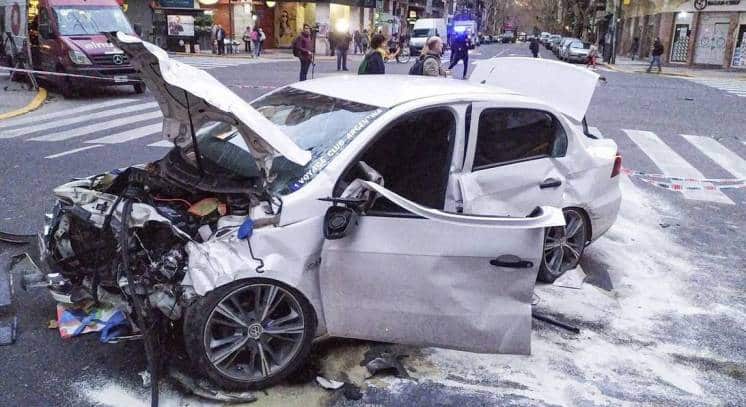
[183, 278, 316, 390]
[537, 208, 588, 283]
[57, 66, 77, 99]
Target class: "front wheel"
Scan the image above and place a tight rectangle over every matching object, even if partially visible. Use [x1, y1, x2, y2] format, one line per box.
[537, 208, 588, 283]
[183, 278, 316, 390]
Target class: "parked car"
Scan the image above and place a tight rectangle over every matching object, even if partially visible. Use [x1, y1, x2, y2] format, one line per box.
[557, 37, 576, 59]
[548, 34, 563, 50]
[540, 32, 551, 44]
[40, 34, 621, 393]
[564, 40, 591, 63]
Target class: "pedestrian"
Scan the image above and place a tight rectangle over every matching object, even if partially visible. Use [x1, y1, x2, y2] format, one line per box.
[242, 26, 252, 54]
[420, 36, 447, 77]
[211, 23, 218, 54]
[529, 37, 539, 58]
[586, 41, 599, 69]
[361, 29, 370, 53]
[448, 31, 470, 79]
[630, 37, 639, 60]
[336, 30, 352, 71]
[646, 37, 664, 73]
[329, 30, 336, 57]
[258, 28, 266, 57]
[353, 30, 362, 54]
[251, 27, 260, 57]
[357, 33, 386, 75]
[292, 24, 314, 81]
[216, 24, 226, 55]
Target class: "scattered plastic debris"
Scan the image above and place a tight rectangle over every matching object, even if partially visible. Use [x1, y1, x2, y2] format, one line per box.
[47, 319, 59, 329]
[315, 376, 344, 390]
[169, 368, 256, 403]
[363, 353, 410, 379]
[138, 371, 152, 387]
[56, 301, 131, 341]
[0, 316, 17, 346]
[552, 266, 587, 289]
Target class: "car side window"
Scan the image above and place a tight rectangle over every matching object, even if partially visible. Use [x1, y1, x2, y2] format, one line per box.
[473, 108, 566, 170]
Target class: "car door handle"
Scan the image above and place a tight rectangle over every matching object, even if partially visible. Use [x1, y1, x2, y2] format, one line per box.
[490, 255, 534, 269]
[539, 178, 562, 189]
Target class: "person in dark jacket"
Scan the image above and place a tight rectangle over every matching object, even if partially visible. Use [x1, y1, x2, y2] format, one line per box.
[216, 25, 226, 55]
[336, 30, 352, 71]
[448, 31, 470, 79]
[646, 37, 664, 73]
[293, 24, 314, 81]
[529, 37, 540, 58]
[359, 34, 386, 74]
[630, 37, 639, 60]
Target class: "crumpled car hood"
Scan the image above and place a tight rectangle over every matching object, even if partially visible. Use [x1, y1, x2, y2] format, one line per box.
[106, 32, 312, 169]
[469, 57, 600, 121]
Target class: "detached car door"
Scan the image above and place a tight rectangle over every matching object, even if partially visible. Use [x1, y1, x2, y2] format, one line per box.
[457, 104, 570, 216]
[319, 182, 564, 354]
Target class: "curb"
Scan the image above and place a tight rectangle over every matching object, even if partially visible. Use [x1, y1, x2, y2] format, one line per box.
[602, 63, 695, 78]
[0, 87, 47, 121]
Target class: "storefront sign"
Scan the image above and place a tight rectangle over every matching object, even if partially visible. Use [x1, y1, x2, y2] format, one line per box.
[159, 0, 194, 8]
[694, 0, 741, 10]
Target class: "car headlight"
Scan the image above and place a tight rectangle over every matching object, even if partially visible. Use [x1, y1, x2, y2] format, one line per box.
[68, 49, 92, 65]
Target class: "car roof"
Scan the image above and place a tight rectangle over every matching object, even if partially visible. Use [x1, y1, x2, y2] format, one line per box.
[290, 75, 517, 108]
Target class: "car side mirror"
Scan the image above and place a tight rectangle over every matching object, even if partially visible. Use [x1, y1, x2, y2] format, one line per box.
[323, 205, 359, 240]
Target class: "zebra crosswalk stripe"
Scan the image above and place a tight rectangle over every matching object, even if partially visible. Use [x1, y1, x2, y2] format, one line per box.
[0, 98, 137, 130]
[30, 110, 162, 142]
[623, 129, 734, 204]
[682, 134, 746, 180]
[1, 102, 158, 139]
[87, 123, 163, 144]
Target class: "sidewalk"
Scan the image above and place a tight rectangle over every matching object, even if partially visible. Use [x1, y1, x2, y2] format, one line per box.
[169, 48, 363, 62]
[604, 56, 746, 80]
[0, 73, 47, 120]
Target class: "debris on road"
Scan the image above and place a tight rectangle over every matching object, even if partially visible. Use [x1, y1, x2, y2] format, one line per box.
[0, 231, 35, 245]
[552, 266, 587, 289]
[169, 368, 257, 404]
[315, 376, 344, 390]
[341, 382, 363, 401]
[0, 316, 17, 346]
[362, 350, 411, 379]
[531, 310, 581, 334]
[138, 371, 151, 388]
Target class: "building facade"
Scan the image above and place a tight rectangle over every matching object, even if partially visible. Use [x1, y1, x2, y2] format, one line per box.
[620, 0, 746, 69]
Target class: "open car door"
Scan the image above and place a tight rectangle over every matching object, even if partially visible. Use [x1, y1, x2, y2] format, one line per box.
[319, 181, 564, 354]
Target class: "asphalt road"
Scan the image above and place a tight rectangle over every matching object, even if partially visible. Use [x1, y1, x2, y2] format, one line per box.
[0, 43, 744, 406]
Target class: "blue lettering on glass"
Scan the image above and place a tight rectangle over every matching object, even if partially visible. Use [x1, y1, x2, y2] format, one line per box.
[291, 108, 384, 191]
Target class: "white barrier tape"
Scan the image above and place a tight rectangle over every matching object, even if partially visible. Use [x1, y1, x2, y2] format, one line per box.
[622, 167, 745, 184]
[637, 177, 746, 192]
[0, 65, 138, 83]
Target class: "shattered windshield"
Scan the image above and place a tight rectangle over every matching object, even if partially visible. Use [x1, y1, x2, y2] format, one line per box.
[190, 88, 384, 194]
[54, 7, 134, 36]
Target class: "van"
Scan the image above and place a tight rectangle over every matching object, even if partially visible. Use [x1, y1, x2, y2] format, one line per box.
[409, 18, 447, 55]
[1, 0, 144, 97]
[453, 20, 478, 48]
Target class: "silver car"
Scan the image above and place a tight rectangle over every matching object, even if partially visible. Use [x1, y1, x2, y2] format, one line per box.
[564, 40, 591, 63]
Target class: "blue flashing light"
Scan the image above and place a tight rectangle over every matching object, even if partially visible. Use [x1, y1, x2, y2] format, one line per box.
[454, 26, 466, 33]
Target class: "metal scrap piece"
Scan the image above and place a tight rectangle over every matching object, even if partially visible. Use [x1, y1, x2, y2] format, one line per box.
[169, 368, 256, 404]
[0, 231, 35, 245]
[0, 317, 18, 346]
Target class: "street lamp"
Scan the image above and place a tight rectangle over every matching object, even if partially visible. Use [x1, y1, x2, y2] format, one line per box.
[265, 0, 276, 7]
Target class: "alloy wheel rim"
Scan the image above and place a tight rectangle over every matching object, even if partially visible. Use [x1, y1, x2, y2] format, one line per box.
[203, 284, 305, 381]
[543, 210, 585, 276]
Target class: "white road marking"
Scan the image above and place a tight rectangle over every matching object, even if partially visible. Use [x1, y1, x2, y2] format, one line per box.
[0, 98, 137, 130]
[1, 102, 158, 139]
[45, 144, 103, 159]
[681, 134, 746, 179]
[86, 123, 163, 144]
[30, 110, 162, 142]
[148, 140, 173, 148]
[624, 129, 734, 204]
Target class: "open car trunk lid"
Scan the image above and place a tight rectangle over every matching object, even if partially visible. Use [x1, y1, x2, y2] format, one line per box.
[468, 57, 600, 121]
[106, 32, 311, 170]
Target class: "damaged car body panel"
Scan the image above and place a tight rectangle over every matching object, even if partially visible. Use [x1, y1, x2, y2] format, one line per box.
[321, 181, 563, 354]
[107, 32, 311, 170]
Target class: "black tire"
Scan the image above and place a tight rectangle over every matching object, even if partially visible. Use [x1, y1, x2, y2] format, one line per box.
[133, 83, 145, 94]
[537, 208, 589, 283]
[57, 66, 77, 99]
[183, 278, 316, 390]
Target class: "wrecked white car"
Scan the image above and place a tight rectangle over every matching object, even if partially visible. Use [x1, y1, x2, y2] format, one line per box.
[38, 33, 619, 391]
